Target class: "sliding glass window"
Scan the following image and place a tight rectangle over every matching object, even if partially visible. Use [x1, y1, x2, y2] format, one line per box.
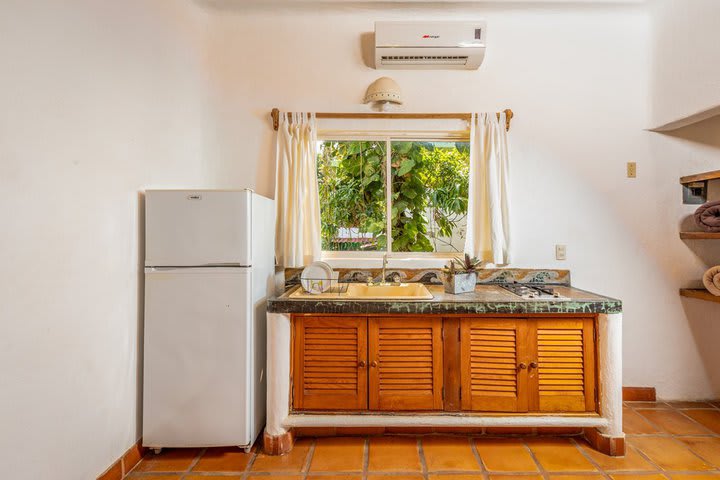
[317, 137, 470, 255]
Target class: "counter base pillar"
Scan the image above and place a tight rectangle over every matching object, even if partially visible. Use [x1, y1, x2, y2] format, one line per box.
[584, 427, 625, 457]
[263, 429, 294, 456]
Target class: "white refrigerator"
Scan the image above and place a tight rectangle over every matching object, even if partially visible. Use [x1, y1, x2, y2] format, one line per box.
[142, 189, 274, 452]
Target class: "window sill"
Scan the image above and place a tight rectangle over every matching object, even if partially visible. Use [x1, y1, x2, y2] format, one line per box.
[321, 253, 457, 269]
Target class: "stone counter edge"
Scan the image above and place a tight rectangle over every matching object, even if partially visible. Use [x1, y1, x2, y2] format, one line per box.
[267, 299, 622, 315]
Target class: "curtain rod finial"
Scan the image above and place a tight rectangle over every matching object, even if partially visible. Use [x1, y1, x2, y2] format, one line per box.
[271, 108, 280, 131]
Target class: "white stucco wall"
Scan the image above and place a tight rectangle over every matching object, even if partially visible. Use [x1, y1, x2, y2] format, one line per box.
[201, 2, 719, 401]
[3, 1, 720, 478]
[649, 0, 720, 129]
[0, 1, 210, 478]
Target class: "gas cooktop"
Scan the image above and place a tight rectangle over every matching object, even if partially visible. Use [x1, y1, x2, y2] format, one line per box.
[498, 283, 570, 301]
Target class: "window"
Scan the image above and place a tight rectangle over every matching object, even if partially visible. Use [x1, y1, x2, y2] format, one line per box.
[317, 137, 470, 255]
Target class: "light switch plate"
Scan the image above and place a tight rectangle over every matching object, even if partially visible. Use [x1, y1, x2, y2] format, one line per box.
[555, 244, 567, 261]
[627, 162, 637, 178]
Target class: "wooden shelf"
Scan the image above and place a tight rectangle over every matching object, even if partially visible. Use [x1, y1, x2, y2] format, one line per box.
[679, 289, 720, 303]
[680, 170, 720, 184]
[680, 232, 720, 239]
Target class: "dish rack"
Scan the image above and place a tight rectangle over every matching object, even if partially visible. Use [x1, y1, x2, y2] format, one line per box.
[300, 274, 346, 295]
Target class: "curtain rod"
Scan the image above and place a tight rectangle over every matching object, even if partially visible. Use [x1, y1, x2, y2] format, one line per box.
[270, 108, 514, 132]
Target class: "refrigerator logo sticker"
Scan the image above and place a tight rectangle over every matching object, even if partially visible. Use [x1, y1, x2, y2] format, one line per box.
[187, 195, 202, 200]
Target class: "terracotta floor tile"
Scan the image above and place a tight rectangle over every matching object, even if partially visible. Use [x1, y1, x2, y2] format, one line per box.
[626, 402, 671, 409]
[309, 437, 365, 472]
[668, 402, 715, 409]
[624, 408, 660, 434]
[671, 476, 720, 480]
[489, 476, 542, 480]
[636, 409, 712, 435]
[474, 438, 538, 472]
[677, 437, 720, 467]
[252, 438, 312, 473]
[247, 476, 302, 480]
[610, 475, 669, 480]
[422, 437, 481, 472]
[526, 438, 596, 472]
[548, 476, 605, 480]
[132, 448, 200, 473]
[628, 436, 714, 471]
[185, 476, 242, 480]
[683, 409, 720, 434]
[429, 475, 485, 480]
[368, 476, 423, 480]
[191, 447, 252, 472]
[127, 476, 183, 480]
[307, 476, 362, 480]
[577, 440, 654, 472]
[368, 436, 421, 472]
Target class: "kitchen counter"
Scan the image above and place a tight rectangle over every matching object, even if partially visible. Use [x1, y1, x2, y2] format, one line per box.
[268, 284, 622, 315]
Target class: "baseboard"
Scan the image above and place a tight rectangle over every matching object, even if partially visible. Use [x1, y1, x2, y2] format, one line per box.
[623, 386, 657, 402]
[97, 438, 146, 480]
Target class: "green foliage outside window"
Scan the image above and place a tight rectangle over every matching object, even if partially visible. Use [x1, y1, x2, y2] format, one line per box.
[317, 140, 470, 252]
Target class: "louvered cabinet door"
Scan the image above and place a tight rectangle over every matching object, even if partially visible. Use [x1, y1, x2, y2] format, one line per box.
[368, 317, 443, 411]
[533, 318, 596, 412]
[293, 316, 367, 410]
[460, 318, 529, 412]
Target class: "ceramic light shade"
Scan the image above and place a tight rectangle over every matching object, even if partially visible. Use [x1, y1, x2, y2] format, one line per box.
[364, 76, 403, 108]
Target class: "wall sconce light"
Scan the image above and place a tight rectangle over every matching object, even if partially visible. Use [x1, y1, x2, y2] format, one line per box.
[364, 76, 403, 112]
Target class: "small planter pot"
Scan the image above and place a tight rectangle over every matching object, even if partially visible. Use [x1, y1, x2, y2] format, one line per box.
[443, 271, 478, 294]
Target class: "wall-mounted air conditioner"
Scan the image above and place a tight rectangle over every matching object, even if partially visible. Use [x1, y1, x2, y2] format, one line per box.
[374, 21, 487, 70]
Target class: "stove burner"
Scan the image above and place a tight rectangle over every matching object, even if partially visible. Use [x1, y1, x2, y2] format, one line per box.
[499, 283, 568, 300]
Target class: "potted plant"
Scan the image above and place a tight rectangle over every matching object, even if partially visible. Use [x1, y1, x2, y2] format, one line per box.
[442, 254, 483, 294]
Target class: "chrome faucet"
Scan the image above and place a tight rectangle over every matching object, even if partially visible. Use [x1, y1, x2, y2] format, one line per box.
[381, 253, 388, 285]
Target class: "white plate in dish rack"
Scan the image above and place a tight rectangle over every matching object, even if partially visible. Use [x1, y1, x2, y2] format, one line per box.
[300, 261, 335, 294]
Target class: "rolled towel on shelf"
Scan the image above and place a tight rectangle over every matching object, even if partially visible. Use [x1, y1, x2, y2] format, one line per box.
[702, 266, 720, 296]
[694, 200, 720, 232]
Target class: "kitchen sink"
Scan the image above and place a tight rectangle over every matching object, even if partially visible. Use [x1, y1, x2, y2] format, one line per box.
[345, 283, 433, 300]
[288, 283, 433, 300]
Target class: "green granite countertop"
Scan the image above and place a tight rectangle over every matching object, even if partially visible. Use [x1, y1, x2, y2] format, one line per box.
[268, 284, 622, 315]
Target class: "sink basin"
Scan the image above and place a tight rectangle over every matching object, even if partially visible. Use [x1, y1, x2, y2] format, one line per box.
[288, 283, 433, 300]
[345, 283, 433, 300]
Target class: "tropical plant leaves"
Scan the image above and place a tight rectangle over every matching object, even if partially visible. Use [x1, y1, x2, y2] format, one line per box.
[317, 139, 469, 253]
[397, 158, 415, 176]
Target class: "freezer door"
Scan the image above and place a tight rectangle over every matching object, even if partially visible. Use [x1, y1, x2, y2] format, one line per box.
[145, 190, 252, 267]
[143, 267, 253, 447]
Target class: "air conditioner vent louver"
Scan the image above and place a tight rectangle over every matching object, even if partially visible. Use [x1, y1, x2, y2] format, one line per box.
[381, 55, 469, 66]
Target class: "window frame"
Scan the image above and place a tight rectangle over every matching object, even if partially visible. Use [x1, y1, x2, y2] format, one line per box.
[317, 130, 471, 261]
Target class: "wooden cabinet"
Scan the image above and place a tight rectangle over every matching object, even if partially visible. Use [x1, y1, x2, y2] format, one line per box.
[292, 314, 596, 414]
[535, 318, 595, 412]
[369, 317, 443, 411]
[292, 316, 367, 410]
[460, 318, 530, 412]
[293, 316, 443, 411]
[460, 317, 596, 413]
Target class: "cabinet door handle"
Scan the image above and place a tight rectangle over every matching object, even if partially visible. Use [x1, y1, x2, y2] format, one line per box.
[370, 360, 378, 368]
[358, 360, 366, 368]
[517, 362, 527, 371]
[529, 361, 538, 369]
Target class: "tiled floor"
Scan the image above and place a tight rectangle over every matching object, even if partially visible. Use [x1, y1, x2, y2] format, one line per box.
[127, 401, 720, 480]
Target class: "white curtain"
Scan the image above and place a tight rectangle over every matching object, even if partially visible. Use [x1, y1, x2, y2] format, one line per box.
[464, 112, 511, 265]
[274, 112, 321, 267]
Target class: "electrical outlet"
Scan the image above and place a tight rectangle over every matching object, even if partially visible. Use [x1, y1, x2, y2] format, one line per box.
[555, 244, 567, 261]
[627, 162, 637, 178]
